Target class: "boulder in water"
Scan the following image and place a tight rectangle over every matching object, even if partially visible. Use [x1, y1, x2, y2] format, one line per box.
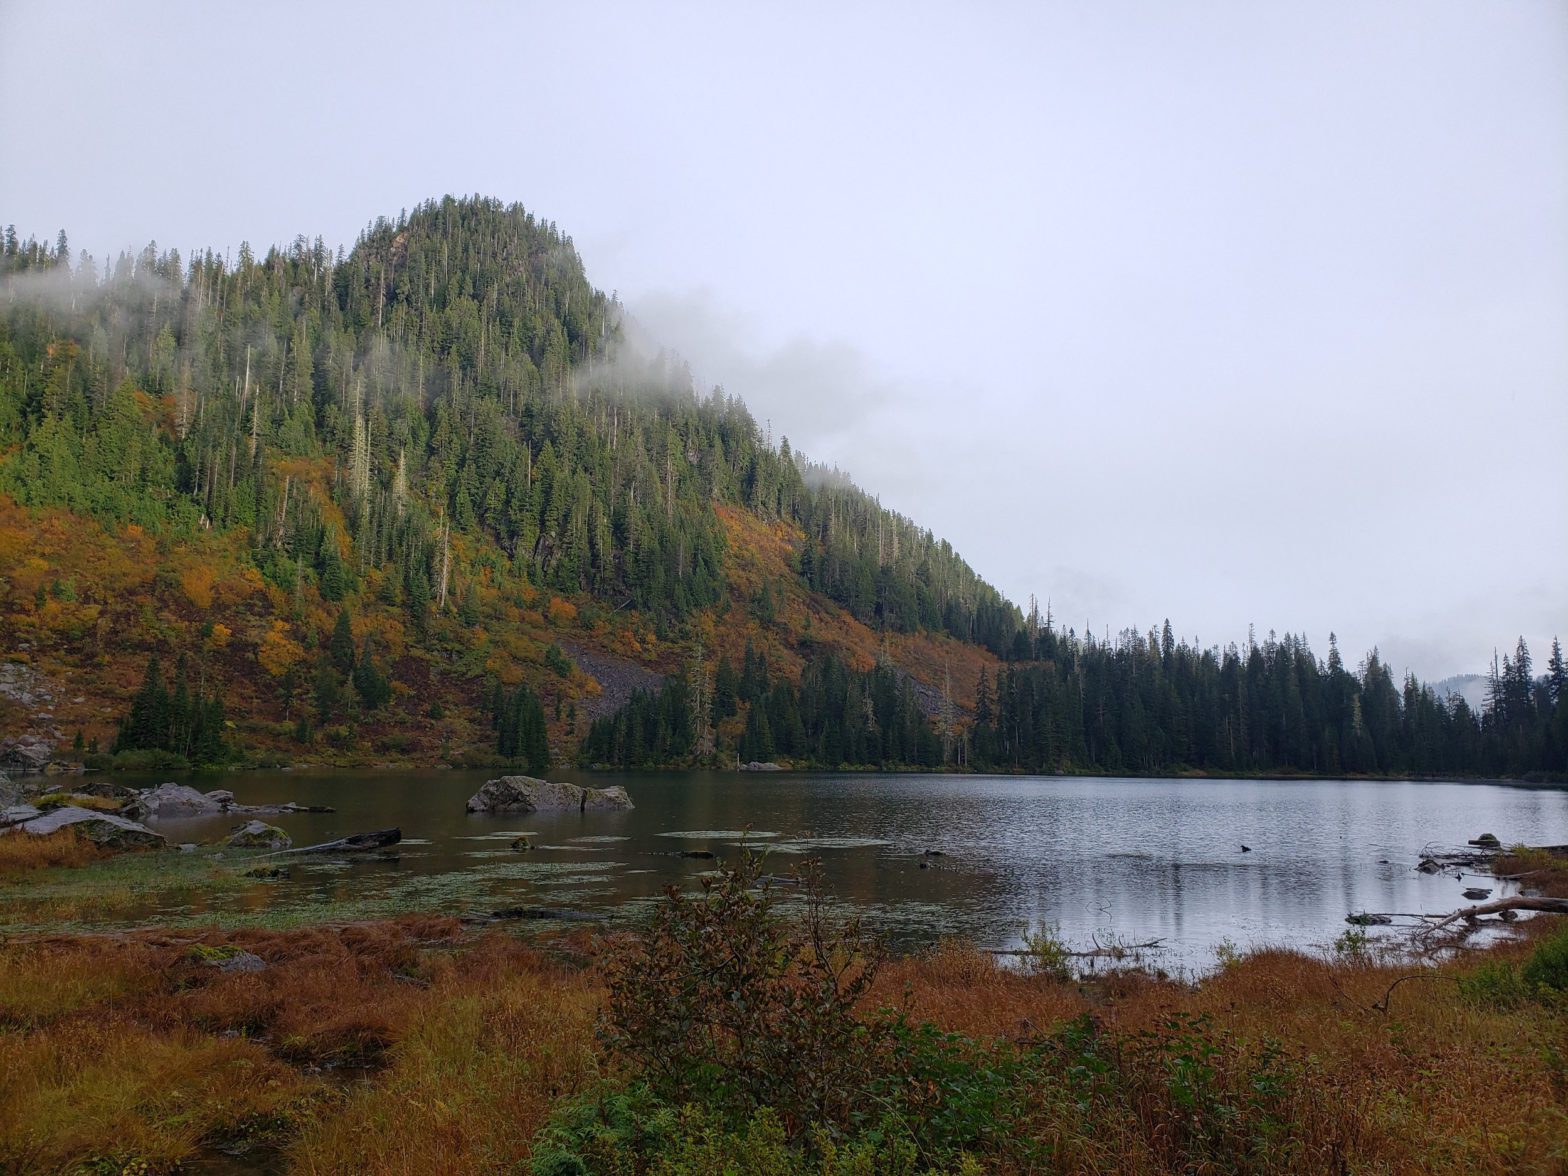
[126, 783, 229, 819]
[227, 820, 292, 850]
[465, 775, 634, 814]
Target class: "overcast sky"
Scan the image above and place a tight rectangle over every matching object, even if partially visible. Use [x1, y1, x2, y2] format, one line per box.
[2, 1, 1564, 681]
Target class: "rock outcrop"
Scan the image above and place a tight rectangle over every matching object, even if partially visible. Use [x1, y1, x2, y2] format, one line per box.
[126, 783, 229, 819]
[11, 805, 166, 851]
[227, 820, 292, 850]
[465, 775, 634, 814]
[125, 783, 333, 820]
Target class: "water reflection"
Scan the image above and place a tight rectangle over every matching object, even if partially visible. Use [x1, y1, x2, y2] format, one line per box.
[127, 769, 1568, 973]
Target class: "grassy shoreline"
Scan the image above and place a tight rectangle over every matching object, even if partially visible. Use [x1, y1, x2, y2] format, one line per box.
[1, 839, 1566, 1173]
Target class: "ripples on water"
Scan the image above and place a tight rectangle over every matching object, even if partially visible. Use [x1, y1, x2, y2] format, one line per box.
[133, 769, 1568, 974]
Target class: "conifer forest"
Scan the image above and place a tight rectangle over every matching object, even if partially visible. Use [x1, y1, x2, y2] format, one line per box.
[1, 197, 1562, 778]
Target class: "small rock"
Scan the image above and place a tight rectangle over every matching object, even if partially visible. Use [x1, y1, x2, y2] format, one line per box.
[244, 865, 290, 879]
[922, 849, 947, 858]
[510, 837, 532, 851]
[1416, 859, 1442, 875]
[1462, 888, 1492, 900]
[227, 820, 291, 850]
[177, 843, 199, 853]
[1239, 845, 1252, 853]
[213, 951, 267, 974]
[1346, 912, 1393, 926]
[1468, 833, 1502, 849]
[1498, 909, 1519, 921]
[678, 849, 715, 859]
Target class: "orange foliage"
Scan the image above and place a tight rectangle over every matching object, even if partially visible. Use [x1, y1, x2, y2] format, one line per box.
[179, 565, 216, 610]
[256, 621, 305, 679]
[546, 597, 578, 627]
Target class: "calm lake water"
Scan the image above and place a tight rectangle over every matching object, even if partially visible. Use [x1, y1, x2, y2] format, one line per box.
[138, 770, 1568, 973]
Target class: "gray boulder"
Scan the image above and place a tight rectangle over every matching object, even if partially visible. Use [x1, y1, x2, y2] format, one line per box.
[741, 761, 783, 772]
[227, 820, 292, 850]
[0, 736, 51, 775]
[1, 804, 42, 828]
[127, 782, 230, 819]
[466, 775, 634, 814]
[15, 805, 165, 851]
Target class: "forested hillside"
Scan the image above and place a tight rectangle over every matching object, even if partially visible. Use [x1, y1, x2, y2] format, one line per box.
[0, 196, 1562, 777]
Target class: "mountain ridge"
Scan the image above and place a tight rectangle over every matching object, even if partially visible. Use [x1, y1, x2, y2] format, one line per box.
[0, 196, 1562, 778]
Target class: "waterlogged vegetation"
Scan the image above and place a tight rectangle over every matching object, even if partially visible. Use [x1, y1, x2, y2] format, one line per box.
[1, 847, 1566, 1173]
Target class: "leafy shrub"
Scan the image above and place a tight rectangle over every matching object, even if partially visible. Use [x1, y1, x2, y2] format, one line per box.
[1457, 960, 1530, 1009]
[1522, 924, 1568, 994]
[1020, 923, 1073, 981]
[1332, 928, 1371, 961]
[600, 851, 893, 1140]
[104, 748, 191, 772]
[531, 1089, 985, 1175]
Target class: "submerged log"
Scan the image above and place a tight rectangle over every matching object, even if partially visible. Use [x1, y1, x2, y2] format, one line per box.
[486, 905, 609, 922]
[261, 827, 401, 856]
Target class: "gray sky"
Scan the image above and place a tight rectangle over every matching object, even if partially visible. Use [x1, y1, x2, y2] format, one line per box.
[3, 1, 1565, 681]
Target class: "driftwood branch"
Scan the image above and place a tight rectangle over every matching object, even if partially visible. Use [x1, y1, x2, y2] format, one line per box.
[988, 937, 1165, 960]
[1420, 896, 1568, 936]
[261, 827, 402, 857]
[1370, 973, 1436, 1014]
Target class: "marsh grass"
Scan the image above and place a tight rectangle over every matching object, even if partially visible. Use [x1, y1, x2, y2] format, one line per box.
[0, 827, 108, 876]
[0, 843, 248, 929]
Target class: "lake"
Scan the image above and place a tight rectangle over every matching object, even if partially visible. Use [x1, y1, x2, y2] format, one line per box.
[135, 770, 1568, 974]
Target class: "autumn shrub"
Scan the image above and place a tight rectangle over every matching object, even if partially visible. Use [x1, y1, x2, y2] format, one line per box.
[599, 851, 896, 1141]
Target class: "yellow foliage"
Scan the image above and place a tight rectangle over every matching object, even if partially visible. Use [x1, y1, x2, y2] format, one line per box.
[179, 565, 216, 610]
[257, 621, 305, 679]
[207, 622, 232, 649]
[486, 653, 524, 686]
[546, 597, 578, 627]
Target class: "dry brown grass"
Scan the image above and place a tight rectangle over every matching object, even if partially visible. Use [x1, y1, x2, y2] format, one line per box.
[0, 827, 107, 876]
[0, 919, 602, 1173]
[289, 941, 602, 1173]
[1, 911, 1563, 1174]
[876, 939, 1568, 1174]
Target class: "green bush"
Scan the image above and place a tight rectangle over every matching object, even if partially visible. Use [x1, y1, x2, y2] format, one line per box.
[530, 1089, 984, 1176]
[1457, 960, 1530, 1009]
[1522, 924, 1568, 994]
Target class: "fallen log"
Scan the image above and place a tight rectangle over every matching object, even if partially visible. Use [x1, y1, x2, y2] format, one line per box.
[988, 937, 1165, 959]
[486, 905, 609, 922]
[1420, 896, 1568, 936]
[259, 828, 401, 856]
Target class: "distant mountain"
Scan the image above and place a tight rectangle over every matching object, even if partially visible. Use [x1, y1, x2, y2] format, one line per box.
[0, 197, 1015, 770]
